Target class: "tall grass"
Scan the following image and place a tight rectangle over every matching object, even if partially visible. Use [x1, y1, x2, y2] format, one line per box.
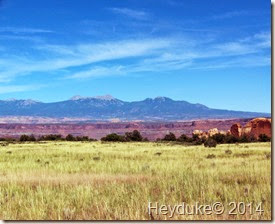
[0, 141, 271, 220]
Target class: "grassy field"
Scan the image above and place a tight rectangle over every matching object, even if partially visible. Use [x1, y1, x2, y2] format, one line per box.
[0, 141, 271, 220]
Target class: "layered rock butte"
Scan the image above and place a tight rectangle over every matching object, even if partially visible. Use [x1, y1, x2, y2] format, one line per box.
[0, 117, 271, 140]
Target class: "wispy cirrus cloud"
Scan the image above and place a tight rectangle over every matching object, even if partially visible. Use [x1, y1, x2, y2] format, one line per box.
[0, 30, 270, 84]
[65, 31, 270, 80]
[0, 84, 42, 94]
[109, 8, 150, 20]
[211, 10, 251, 20]
[0, 27, 53, 34]
[66, 66, 125, 79]
[0, 38, 171, 82]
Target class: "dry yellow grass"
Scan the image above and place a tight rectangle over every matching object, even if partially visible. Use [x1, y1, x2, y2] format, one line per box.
[0, 141, 271, 220]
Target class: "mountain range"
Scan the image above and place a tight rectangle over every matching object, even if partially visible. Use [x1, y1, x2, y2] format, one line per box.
[0, 95, 270, 121]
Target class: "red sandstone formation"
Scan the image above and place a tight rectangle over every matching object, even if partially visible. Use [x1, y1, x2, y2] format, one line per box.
[230, 118, 271, 139]
[0, 118, 250, 140]
[230, 123, 242, 137]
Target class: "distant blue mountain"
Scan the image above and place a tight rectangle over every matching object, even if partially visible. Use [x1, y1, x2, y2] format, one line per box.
[0, 95, 270, 121]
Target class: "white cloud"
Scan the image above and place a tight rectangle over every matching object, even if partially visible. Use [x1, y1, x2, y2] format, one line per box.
[211, 10, 250, 20]
[0, 38, 171, 82]
[191, 55, 270, 70]
[0, 27, 53, 34]
[0, 31, 270, 83]
[0, 34, 43, 42]
[0, 84, 42, 94]
[67, 66, 125, 79]
[109, 8, 149, 20]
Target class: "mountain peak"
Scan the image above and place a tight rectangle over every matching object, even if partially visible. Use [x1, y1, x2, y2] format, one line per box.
[154, 96, 171, 101]
[0, 96, 269, 120]
[70, 94, 116, 101]
[4, 98, 17, 102]
[3, 99, 40, 106]
[70, 95, 83, 101]
[94, 95, 115, 100]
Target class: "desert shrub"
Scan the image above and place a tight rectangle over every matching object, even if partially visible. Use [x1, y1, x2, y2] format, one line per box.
[192, 134, 200, 142]
[258, 134, 271, 142]
[101, 133, 125, 142]
[265, 152, 271, 159]
[19, 135, 36, 142]
[162, 132, 177, 141]
[0, 137, 16, 142]
[212, 133, 226, 144]
[177, 134, 192, 143]
[225, 149, 232, 154]
[75, 136, 90, 141]
[224, 134, 239, 143]
[193, 138, 205, 145]
[238, 134, 256, 143]
[125, 130, 143, 142]
[204, 138, 217, 148]
[28, 135, 36, 141]
[89, 138, 98, 142]
[206, 154, 216, 159]
[19, 135, 29, 142]
[143, 137, 149, 142]
[39, 134, 63, 141]
[65, 134, 75, 141]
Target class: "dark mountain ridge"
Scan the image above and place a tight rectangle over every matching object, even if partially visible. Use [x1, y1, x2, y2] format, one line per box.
[0, 95, 270, 121]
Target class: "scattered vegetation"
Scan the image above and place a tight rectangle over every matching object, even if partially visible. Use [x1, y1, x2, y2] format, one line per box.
[206, 153, 216, 159]
[258, 134, 271, 142]
[204, 138, 217, 148]
[101, 133, 126, 142]
[19, 134, 36, 142]
[162, 132, 177, 141]
[0, 130, 271, 146]
[0, 141, 270, 220]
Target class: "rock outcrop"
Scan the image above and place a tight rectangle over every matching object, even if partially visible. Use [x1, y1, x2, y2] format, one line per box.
[193, 130, 208, 138]
[230, 118, 271, 139]
[230, 123, 242, 137]
[208, 128, 219, 137]
[192, 128, 227, 138]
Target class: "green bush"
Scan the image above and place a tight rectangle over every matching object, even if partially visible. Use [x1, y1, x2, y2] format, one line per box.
[162, 132, 177, 141]
[238, 134, 256, 143]
[177, 134, 192, 143]
[204, 138, 217, 148]
[0, 137, 16, 142]
[192, 134, 200, 142]
[65, 134, 75, 141]
[224, 134, 239, 143]
[143, 137, 149, 142]
[39, 134, 63, 141]
[125, 130, 143, 141]
[258, 134, 271, 142]
[212, 133, 226, 144]
[101, 133, 125, 142]
[19, 135, 36, 142]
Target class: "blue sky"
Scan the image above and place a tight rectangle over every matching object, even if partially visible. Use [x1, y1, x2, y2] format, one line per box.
[0, 0, 271, 112]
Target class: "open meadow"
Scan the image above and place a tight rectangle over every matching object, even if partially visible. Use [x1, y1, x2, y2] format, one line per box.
[0, 141, 271, 220]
